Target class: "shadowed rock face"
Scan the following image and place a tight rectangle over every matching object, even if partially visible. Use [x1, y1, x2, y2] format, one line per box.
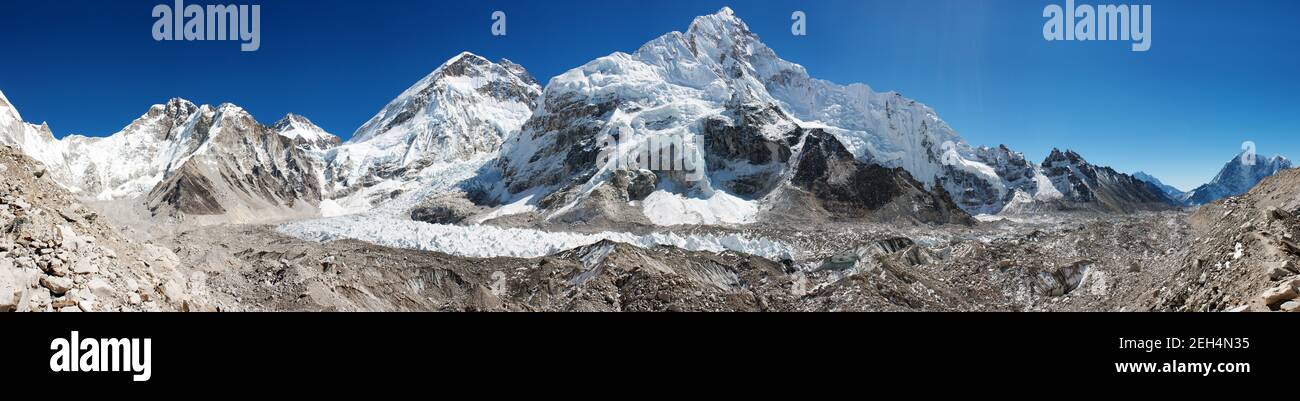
[149, 162, 225, 215]
[940, 145, 1043, 214]
[145, 105, 324, 223]
[793, 130, 903, 210]
[701, 104, 798, 198]
[499, 94, 620, 196]
[791, 130, 974, 225]
[1032, 148, 1176, 213]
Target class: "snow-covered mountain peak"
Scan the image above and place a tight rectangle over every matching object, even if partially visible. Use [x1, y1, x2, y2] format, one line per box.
[272, 113, 313, 129]
[438, 52, 494, 77]
[1043, 148, 1089, 168]
[687, 7, 746, 37]
[272, 113, 339, 149]
[213, 102, 247, 116]
[0, 89, 63, 168]
[164, 97, 197, 111]
[494, 9, 990, 225]
[317, 52, 542, 211]
[348, 51, 541, 148]
[1181, 150, 1293, 206]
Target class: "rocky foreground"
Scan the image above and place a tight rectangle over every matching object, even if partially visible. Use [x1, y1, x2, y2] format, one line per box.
[0, 147, 202, 312]
[4, 142, 1300, 312]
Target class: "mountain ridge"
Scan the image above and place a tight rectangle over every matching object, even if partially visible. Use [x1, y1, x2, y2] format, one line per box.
[0, 8, 1240, 226]
[1182, 152, 1292, 206]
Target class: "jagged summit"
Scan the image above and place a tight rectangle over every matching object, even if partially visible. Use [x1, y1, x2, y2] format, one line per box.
[0, 8, 1233, 226]
[1004, 147, 1177, 214]
[164, 97, 196, 108]
[1182, 151, 1292, 206]
[318, 52, 542, 212]
[1043, 148, 1088, 167]
[346, 51, 540, 153]
[495, 8, 977, 226]
[272, 112, 313, 129]
[272, 113, 339, 148]
[0, 93, 328, 222]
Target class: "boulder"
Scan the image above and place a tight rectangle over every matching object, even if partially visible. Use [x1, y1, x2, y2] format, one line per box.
[57, 225, 85, 252]
[1267, 206, 1293, 221]
[1282, 239, 1300, 255]
[51, 297, 76, 308]
[70, 258, 99, 275]
[29, 287, 51, 311]
[1266, 260, 1297, 281]
[68, 288, 97, 309]
[1281, 301, 1300, 312]
[0, 261, 20, 311]
[467, 285, 503, 311]
[39, 275, 73, 296]
[160, 280, 187, 303]
[87, 278, 116, 302]
[48, 259, 68, 277]
[1257, 280, 1299, 306]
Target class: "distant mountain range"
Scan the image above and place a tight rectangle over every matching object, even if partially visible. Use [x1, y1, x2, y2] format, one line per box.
[1136, 152, 1293, 207]
[0, 7, 1287, 226]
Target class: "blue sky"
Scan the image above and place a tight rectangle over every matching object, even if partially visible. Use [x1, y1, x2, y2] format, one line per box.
[1, 0, 1296, 190]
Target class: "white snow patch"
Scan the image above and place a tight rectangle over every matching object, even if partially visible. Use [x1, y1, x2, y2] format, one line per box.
[641, 190, 758, 226]
[318, 199, 355, 218]
[472, 195, 538, 224]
